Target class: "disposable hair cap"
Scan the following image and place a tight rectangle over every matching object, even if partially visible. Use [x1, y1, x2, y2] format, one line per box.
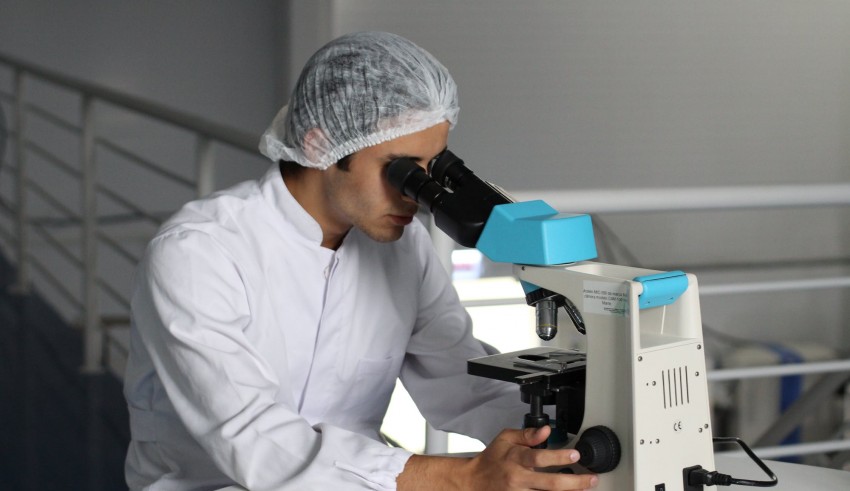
[259, 31, 459, 170]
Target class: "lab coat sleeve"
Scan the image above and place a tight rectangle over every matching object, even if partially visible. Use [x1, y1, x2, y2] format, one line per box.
[133, 230, 411, 490]
[399, 232, 527, 444]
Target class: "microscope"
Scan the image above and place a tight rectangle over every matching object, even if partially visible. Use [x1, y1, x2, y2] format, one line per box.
[388, 150, 777, 490]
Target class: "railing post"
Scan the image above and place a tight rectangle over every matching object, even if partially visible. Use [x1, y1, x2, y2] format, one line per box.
[12, 68, 30, 293]
[81, 95, 102, 373]
[195, 135, 215, 198]
[424, 217, 452, 455]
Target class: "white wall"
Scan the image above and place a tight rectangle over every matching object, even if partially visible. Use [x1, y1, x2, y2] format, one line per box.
[0, 0, 282, 133]
[331, 1, 850, 190]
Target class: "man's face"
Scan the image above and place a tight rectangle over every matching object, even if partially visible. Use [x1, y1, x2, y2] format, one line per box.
[322, 122, 450, 244]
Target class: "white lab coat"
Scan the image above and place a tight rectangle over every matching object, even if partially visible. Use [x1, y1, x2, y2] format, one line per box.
[124, 164, 525, 490]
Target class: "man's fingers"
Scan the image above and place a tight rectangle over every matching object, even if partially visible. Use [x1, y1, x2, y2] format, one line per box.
[504, 465, 599, 491]
[523, 426, 550, 447]
[497, 426, 550, 447]
[532, 472, 599, 490]
[497, 427, 583, 468]
[516, 447, 581, 469]
[476, 428, 600, 490]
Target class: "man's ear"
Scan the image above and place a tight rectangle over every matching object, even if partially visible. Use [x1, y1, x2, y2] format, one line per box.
[302, 128, 329, 165]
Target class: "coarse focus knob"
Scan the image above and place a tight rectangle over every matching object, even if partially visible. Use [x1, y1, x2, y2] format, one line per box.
[575, 426, 621, 473]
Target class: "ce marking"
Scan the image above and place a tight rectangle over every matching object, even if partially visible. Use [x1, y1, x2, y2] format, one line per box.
[673, 421, 683, 432]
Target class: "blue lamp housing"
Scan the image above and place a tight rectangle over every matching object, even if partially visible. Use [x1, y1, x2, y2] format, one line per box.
[476, 200, 598, 266]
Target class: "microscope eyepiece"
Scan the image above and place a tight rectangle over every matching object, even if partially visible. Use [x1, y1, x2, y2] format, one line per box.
[428, 149, 473, 191]
[386, 157, 447, 211]
[387, 150, 511, 248]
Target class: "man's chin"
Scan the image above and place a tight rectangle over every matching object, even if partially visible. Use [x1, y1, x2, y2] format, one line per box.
[361, 225, 405, 243]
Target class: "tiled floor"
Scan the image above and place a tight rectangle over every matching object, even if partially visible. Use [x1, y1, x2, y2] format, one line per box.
[0, 256, 130, 490]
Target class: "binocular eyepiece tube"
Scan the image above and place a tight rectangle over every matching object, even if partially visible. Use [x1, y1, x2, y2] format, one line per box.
[386, 157, 446, 212]
[386, 150, 512, 248]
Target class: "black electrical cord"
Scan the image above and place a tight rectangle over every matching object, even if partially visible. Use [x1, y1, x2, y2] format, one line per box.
[688, 437, 778, 488]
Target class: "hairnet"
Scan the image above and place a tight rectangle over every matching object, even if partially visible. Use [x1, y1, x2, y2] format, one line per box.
[259, 31, 459, 170]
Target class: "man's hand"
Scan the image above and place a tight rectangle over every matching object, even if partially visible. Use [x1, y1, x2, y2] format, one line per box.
[397, 426, 598, 490]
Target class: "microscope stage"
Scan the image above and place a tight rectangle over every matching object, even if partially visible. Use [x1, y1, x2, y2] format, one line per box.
[467, 347, 586, 388]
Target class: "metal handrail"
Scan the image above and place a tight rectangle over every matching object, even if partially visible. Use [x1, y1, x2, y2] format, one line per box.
[458, 275, 850, 308]
[96, 231, 141, 265]
[95, 183, 164, 226]
[0, 51, 257, 152]
[25, 177, 80, 221]
[700, 276, 850, 296]
[1, 50, 265, 372]
[719, 439, 850, 460]
[26, 101, 81, 135]
[98, 277, 131, 310]
[31, 222, 83, 269]
[96, 137, 195, 189]
[25, 140, 83, 178]
[708, 359, 850, 382]
[25, 252, 83, 309]
[512, 183, 850, 213]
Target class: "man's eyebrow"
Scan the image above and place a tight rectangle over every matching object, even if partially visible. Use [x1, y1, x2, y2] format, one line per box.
[385, 153, 423, 161]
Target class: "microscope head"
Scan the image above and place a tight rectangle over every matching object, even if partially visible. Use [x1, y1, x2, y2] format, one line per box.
[387, 150, 598, 340]
[387, 149, 512, 248]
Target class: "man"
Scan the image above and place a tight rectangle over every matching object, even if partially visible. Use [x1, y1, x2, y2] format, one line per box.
[124, 31, 598, 490]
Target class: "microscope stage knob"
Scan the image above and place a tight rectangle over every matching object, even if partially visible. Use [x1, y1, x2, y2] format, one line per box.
[575, 425, 621, 473]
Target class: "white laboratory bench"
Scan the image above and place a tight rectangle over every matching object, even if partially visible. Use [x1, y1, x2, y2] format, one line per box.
[214, 454, 849, 490]
[715, 454, 850, 490]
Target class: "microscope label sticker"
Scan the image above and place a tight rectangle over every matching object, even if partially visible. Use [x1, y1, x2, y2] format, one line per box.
[583, 281, 629, 317]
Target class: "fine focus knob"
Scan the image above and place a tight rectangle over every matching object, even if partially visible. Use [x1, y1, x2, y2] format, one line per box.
[575, 426, 621, 473]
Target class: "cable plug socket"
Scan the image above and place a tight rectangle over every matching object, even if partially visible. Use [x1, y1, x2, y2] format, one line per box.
[684, 465, 733, 489]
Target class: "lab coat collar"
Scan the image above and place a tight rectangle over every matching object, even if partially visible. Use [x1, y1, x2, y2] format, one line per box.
[259, 164, 358, 256]
[259, 163, 326, 247]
